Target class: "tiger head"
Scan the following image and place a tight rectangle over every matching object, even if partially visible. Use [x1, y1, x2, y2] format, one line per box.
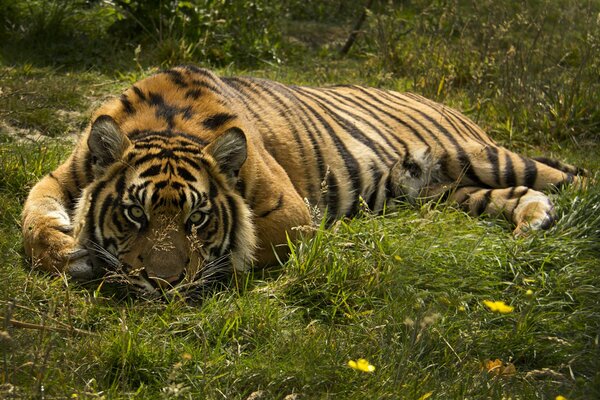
[72, 115, 257, 294]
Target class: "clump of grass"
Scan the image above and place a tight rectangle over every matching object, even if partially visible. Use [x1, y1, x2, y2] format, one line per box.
[0, 66, 114, 139]
[358, 0, 600, 146]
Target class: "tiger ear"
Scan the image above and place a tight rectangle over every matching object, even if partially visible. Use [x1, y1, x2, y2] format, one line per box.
[87, 115, 131, 168]
[204, 128, 247, 177]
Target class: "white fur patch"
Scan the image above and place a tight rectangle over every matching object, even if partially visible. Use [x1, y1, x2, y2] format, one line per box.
[389, 148, 441, 202]
[513, 192, 554, 230]
[47, 210, 71, 227]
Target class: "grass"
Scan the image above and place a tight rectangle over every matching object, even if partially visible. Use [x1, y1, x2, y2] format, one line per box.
[1, 1, 600, 398]
[1, 181, 599, 398]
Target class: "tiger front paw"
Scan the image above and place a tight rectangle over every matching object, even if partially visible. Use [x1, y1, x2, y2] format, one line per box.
[22, 217, 82, 273]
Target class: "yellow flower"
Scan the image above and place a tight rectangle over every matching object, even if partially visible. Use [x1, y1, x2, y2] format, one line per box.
[348, 358, 375, 372]
[525, 289, 534, 296]
[483, 300, 514, 314]
[555, 396, 568, 400]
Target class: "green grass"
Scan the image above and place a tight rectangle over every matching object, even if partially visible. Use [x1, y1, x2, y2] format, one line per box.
[1, 1, 600, 398]
[1, 179, 599, 398]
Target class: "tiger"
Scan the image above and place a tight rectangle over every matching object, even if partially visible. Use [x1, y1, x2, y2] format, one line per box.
[21, 66, 588, 294]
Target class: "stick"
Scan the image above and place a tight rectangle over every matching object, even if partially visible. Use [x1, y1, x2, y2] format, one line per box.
[340, 0, 376, 55]
[1, 317, 96, 336]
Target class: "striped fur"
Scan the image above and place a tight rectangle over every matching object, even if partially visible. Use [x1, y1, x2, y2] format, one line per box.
[22, 66, 587, 293]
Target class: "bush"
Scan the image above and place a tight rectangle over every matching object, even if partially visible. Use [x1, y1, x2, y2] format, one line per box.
[107, 0, 285, 66]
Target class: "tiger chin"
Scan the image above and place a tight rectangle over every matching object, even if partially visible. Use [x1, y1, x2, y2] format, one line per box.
[21, 66, 588, 296]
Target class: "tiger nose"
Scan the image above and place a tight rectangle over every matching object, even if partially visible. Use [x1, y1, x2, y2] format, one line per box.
[148, 273, 182, 288]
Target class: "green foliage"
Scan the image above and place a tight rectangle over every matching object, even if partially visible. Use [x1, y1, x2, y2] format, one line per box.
[108, 0, 284, 66]
[359, 0, 600, 144]
[0, 0, 115, 66]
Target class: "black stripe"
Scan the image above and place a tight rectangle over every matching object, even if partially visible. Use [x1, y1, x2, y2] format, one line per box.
[185, 88, 202, 99]
[139, 164, 162, 178]
[111, 208, 124, 232]
[182, 106, 194, 120]
[203, 113, 236, 130]
[149, 92, 179, 128]
[154, 180, 169, 190]
[65, 188, 75, 205]
[225, 196, 238, 255]
[163, 69, 188, 87]
[366, 163, 384, 210]
[458, 152, 485, 186]
[475, 189, 492, 216]
[218, 202, 229, 253]
[326, 170, 339, 220]
[120, 94, 135, 114]
[208, 179, 218, 201]
[176, 166, 197, 182]
[87, 179, 110, 245]
[521, 156, 538, 188]
[150, 190, 160, 207]
[182, 65, 219, 82]
[485, 146, 500, 186]
[504, 153, 517, 187]
[257, 193, 284, 218]
[83, 152, 94, 182]
[132, 85, 146, 101]
[189, 79, 223, 95]
[114, 174, 126, 198]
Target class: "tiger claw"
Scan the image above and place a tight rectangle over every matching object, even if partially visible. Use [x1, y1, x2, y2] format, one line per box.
[56, 224, 74, 234]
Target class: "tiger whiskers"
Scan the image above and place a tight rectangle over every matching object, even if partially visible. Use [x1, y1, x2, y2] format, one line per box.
[85, 240, 120, 269]
[165, 254, 232, 297]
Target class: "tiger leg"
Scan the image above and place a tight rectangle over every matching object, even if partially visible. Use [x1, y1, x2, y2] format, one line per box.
[450, 143, 587, 192]
[21, 157, 91, 275]
[448, 186, 555, 235]
[242, 157, 313, 267]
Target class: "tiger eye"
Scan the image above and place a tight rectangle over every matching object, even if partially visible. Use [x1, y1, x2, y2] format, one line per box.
[189, 211, 204, 224]
[129, 205, 145, 220]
